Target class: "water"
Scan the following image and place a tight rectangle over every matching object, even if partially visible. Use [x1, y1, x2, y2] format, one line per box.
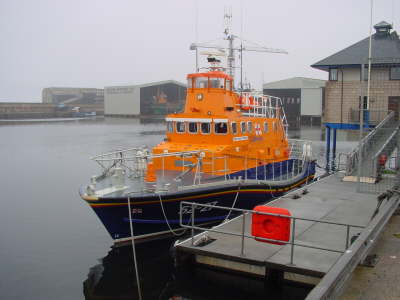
[0, 118, 358, 300]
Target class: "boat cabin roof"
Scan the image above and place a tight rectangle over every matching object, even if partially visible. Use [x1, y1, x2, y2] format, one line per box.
[187, 71, 233, 80]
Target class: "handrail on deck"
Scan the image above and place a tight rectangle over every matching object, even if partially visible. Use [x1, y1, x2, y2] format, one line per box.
[179, 201, 365, 263]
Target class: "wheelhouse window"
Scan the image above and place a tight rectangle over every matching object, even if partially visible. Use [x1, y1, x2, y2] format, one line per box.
[231, 122, 237, 135]
[209, 78, 225, 89]
[188, 122, 198, 133]
[329, 68, 338, 81]
[187, 78, 193, 88]
[226, 80, 231, 91]
[201, 122, 210, 134]
[195, 77, 208, 88]
[241, 121, 246, 133]
[263, 122, 268, 133]
[167, 121, 174, 133]
[247, 121, 253, 133]
[176, 122, 186, 133]
[390, 67, 400, 80]
[215, 122, 228, 134]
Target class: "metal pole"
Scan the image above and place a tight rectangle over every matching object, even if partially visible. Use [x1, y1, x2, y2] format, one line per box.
[332, 129, 337, 171]
[241, 212, 246, 256]
[290, 218, 296, 265]
[326, 126, 331, 172]
[191, 203, 195, 246]
[358, 64, 365, 192]
[346, 225, 350, 249]
[127, 197, 143, 300]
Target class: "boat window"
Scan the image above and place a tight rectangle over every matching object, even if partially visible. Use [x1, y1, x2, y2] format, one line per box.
[188, 122, 198, 133]
[247, 121, 253, 133]
[264, 122, 268, 133]
[241, 121, 246, 133]
[209, 78, 225, 89]
[201, 122, 210, 134]
[215, 122, 228, 134]
[231, 122, 237, 135]
[167, 121, 174, 133]
[187, 78, 193, 89]
[195, 77, 208, 88]
[176, 122, 186, 133]
[226, 80, 231, 91]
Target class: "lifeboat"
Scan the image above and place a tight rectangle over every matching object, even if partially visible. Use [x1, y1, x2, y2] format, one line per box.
[79, 56, 315, 245]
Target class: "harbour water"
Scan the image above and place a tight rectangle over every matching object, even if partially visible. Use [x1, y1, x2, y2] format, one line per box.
[0, 117, 358, 300]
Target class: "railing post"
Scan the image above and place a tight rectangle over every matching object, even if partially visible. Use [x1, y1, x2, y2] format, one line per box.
[346, 225, 350, 249]
[290, 218, 296, 265]
[241, 212, 246, 256]
[191, 203, 195, 246]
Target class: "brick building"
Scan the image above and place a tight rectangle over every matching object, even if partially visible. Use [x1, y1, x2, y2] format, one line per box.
[312, 21, 400, 129]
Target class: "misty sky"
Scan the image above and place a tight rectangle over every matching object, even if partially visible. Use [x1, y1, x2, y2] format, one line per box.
[0, 0, 398, 102]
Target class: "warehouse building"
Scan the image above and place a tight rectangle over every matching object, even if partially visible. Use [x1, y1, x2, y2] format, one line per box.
[42, 87, 104, 105]
[104, 80, 186, 117]
[263, 77, 326, 128]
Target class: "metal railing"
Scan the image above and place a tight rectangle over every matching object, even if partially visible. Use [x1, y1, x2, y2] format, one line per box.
[89, 140, 314, 192]
[345, 111, 396, 176]
[179, 202, 365, 264]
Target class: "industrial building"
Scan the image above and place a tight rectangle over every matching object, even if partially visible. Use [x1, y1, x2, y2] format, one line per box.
[263, 77, 326, 128]
[42, 87, 104, 105]
[104, 80, 186, 117]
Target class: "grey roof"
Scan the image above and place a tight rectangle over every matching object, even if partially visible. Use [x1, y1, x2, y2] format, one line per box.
[263, 77, 326, 89]
[105, 80, 186, 90]
[312, 22, 400, 71]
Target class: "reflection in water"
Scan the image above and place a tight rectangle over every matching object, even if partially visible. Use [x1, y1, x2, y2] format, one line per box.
[84, 238, 312, 300]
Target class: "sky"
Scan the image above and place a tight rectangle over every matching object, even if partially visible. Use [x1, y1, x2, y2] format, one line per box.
[0, 0, 398, 102]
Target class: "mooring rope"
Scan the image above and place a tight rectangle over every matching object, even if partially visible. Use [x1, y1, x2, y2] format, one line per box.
[127, 196, 143, 300]
[157, 193, 189, 237]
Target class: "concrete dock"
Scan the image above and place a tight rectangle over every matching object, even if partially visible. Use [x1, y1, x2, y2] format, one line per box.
[175, 172, 400, 296]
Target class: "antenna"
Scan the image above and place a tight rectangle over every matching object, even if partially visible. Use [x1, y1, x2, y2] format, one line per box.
[190, 12, 287, 88]
[195, 0, 199, 72]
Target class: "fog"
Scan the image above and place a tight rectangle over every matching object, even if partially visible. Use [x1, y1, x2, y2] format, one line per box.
[0, 0, 398, 102]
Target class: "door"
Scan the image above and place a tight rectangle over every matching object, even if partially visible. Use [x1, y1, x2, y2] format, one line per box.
[388, 96, 400, 120]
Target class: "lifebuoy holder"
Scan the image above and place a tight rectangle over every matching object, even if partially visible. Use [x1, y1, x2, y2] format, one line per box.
[251, 206, 291, 245]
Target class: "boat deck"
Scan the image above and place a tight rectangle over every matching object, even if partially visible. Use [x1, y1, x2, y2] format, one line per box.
[175, 173, 387, 277]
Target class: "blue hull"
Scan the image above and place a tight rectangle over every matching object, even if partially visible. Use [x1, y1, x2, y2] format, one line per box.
[83, 160, 316, 242]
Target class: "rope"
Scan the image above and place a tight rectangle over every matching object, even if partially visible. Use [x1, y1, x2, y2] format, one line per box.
[157, 193, 189, 237]
[127, 197, 143, 300]
[223, 183, 241, 222]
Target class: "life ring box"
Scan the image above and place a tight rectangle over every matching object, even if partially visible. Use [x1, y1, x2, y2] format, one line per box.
[251, 206, 291, 245]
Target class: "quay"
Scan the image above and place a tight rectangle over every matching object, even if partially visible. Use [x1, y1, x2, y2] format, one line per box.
[174, 113, 400, 299]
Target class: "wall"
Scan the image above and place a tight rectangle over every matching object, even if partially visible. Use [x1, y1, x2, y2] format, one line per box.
[104, 85, 140, 116]
[324, 70, 400, 124]
[301, 88, 323, 116]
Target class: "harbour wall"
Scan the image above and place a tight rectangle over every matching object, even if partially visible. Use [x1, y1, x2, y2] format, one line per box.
[0, 103, 104, 119]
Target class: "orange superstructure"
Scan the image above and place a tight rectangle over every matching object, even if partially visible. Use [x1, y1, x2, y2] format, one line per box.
[152, 70, 289, 176]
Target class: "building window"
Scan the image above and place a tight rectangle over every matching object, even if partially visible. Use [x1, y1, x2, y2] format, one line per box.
[200, 122, 210, 134]
[215, 122, 228, 134]
[329, 68, 338, 81]
[188, 122, 198, 133]
[231, 122, 237, 135]
[362, 66, 369, 81]
[176, 122, 186, 133]
[390, 67, 400, 80]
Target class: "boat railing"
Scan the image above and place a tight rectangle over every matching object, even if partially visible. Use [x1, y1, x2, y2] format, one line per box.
[237, 92, 288, 135]
[91, 141, 313, 190]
